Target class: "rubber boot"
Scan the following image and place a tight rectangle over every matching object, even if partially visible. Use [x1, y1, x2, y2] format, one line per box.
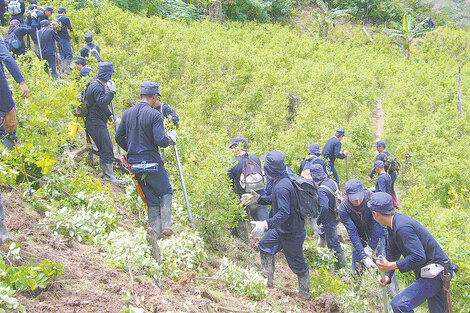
[0, 196, 11, 245]
[317, 235, 326, 248]
[146, 227, 161, 264]
[161, 194, 173, 236]
[260, 251, 274, 287]
[101, 163, 122, 185]
[388, 273, 400, 298]
[297, 268, 311, 300]
[148, 205, 162, 239]
[335, 250, 347, 269]
[63, 59, 71, 75]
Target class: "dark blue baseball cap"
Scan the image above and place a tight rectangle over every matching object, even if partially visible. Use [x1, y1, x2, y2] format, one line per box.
[229, 137, 248, 149]
[374, 160, 385, 169]
[368, 192, 393, 214]
[140, 81, 161, 96]
[58, 7, 66, 14]
[40, 19, 50, 27]
[345, 179, 364, 201]
[72, 56, 87, 65]
[84, 33, 93, 42]
[45, 5, 54, 12]
[310, 164, 328, 185]
[374, 140, 386, 148]
[309, 143, 321, 156]
[336, 129, 345, 136]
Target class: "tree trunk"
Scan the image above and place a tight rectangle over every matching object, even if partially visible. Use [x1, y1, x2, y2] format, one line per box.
[457, 66, 462, 115]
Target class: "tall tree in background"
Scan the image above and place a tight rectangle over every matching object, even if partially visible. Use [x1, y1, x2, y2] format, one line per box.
[313, 0, 350, 38]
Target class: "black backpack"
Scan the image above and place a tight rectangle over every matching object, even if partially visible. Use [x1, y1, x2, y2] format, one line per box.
[74, 80, 98, 117]
[290, 177, 319, 220]
[239, 155, 265, 192]
[4, 32, 20, 53]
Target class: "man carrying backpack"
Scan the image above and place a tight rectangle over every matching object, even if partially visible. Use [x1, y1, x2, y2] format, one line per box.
[4, 20, 31, 57]
[369, 140, 398, 199]
[310, 164, 347, 268]
[55, 7, 73, 74]
[242, 151, 310, 299]
[299, 143, 327, 177]
[373, 160, 392, 196]
[72, 56, 92, 80]
[0, 37, 30, 244]
[115, 81, 177, 261]
[227, 137, 268, 242]
[85, 62, 121, 184]
[81, 33, 101, 62]
[322, 129, 349, 185]
[38, 19, 60, 78]
[8, 0, 25, 25]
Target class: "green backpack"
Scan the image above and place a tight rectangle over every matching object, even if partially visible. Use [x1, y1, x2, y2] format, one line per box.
[382, 153, 400, 173]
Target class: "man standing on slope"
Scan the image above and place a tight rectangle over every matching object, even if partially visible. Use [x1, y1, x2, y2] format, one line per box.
[0, 38, 30, 244]
[369, 140, 397, 199]
[56, 7, 74, 74]
[116, 82, 177, 261]
[242, 151, 310, 299]
[371, 192, 454, 313]
[322, 129, 349, 185]
[373, 160, 392, 196]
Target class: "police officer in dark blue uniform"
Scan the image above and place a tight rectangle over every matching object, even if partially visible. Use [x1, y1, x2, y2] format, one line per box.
[85, 62, 121, 183]
[56, 7, 73, 74]
[115, 82, 177, 261]
[322, 129, 349, 185]
[371, 192, 454, 313]
[338, 179, 385, 273]
[0, 39, 30, 244]
[38, 19, 60, 78]
[242, 151, 310, 299]
[9, 0, 26, 25]
[310, 164, 347, 268]
[4, 20, 32, 57]
[369, 140, 397, 198]
[299, 143, 327, 175]
[72, 56, 92, 80]
[373, 160, 392, 195]
[80, 33, 101, 62]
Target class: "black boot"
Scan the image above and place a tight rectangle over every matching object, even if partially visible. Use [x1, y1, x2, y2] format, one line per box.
[161, 194, 173, 236]
[148, 205, 162, 239]
[335, 250, 347, 269]
[101, 163, 122, 185]
[260, 251, 274, 287]
[146, 227, 161, 264]
[297, 268, 311, 300]
[0, 195, 11, 245]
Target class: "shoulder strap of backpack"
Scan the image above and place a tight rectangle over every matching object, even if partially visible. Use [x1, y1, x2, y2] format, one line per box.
[319, 182, 335, 196]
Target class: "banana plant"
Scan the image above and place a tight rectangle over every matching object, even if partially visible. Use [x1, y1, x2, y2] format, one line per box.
[384, 14, 433, 59]
[312, 0, 350, 38]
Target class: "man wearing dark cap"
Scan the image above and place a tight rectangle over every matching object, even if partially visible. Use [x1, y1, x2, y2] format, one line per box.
[370, 192, 454, 313]
[0, 38, 30, 243]
[38, 19, 60, 78]
[72, 56, 92, 80]
[373, 160, 392, 196]
[338, 179, 385, 273]
[242, 151, 310, 299]
[85, 62, 121, 183]
[369, 140, 397, 199]
[9, 0, 26, 25]
[322, 129, 349, 185]
[80, 33, 101, 62]
[56, 7, 73, 74]
[4, 19, 32, 57]
[227, 137, 267, 242]
[116, 81, 177, 262]
[310, 164, 347, 268]
[299, 143, 327, 176]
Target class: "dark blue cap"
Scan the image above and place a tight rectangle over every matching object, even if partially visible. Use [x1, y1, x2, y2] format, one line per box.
[84, 33, 93, 42]
[374, 160, 385, 169]
[309, 143, 321, 156]
[310, 164, 328, 184]
[229, 137, 248, 149]
[336, 129, 345, 137]
[30, 0, 37, 4]
[345, 179, 364, 201]
[96, 62, 115, 82]
[264, 151, 286, 175]
[368, 192, 393, 214]
[374, 140, 386, 148]
[58, 7, 66, 13]
[45, 5, 54, 12]
[40, 19, 50, 26]
[72, 56, 87, 65]
[10, 20, 20, 26]
[140, 81, 161, 96]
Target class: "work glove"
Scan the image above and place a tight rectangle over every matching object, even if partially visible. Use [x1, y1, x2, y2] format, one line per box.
[167, 130, 177, 144]
[250, 220, 267, 238]
[364, 245, 373, 258]
[31, 11, 37, 19]
[106, 80, 116, 94]
[361, 256, 377, 269]
[108, 114, 119, 125]
[241, 190, 260, 206]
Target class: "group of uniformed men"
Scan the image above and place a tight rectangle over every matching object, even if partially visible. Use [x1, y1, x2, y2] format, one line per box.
[228, 131, 456, 312]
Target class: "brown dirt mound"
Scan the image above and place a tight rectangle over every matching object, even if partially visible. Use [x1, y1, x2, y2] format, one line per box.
[312, 294, 344, 313]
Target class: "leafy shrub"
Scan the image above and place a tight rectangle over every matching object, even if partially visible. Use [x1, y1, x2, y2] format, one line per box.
[219, 257, 266, 300]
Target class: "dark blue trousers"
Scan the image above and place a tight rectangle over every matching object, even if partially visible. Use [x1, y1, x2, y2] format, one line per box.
[135, 166, 172, 207]
[85, 123, 115, 164]
[390, 171, 397, 198]
[318, 207, 343, 254]
[391, 273, 446, 313]
[258, 228, 308, 275]
[247, 204, 268, 221]
[59, 39, 73, 60]
[327, 160, 340, 185]
[43, 54, 57, 78]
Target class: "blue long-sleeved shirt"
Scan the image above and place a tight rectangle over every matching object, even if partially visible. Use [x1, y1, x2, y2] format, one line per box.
[322, 137, 345, 162]
[299, 156, 327, 175]
[80, 43, 100, 58]
[258, 175, 304, 235]
[0, 39, 24, 113]
[317, 178, 337, 224]
[385, 213, 450, 280]
[38, 27, 60, 56]
[375, 172, 392, 195]
[10, 25, 32, 55]
[79, 66, 92, 79]
[84, 80, 114, 126]
[115, 101, 170, 164]
[227, 153, 266, 197]
[338, 190, 385, 260]
[57, 15, 73, 40]
[369, 151, 394, 178]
